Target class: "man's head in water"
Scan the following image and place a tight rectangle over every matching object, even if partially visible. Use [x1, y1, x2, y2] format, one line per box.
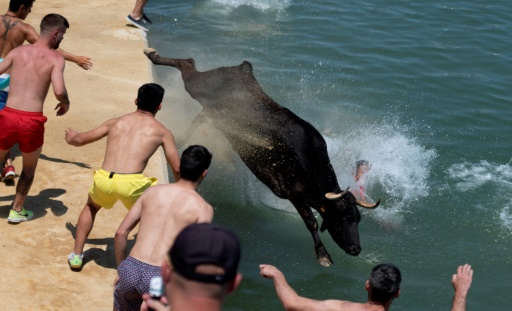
[354, 160, 371, 182]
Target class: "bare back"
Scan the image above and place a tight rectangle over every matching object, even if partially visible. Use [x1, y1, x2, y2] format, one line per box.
[129, 183, 214, 266]
[102, 111, 173, 173]
[0, 15, 36, 58]
[5, 43, 64, 112]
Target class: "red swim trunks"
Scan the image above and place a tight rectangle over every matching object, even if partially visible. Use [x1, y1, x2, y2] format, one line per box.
[0, 106, 47, 153]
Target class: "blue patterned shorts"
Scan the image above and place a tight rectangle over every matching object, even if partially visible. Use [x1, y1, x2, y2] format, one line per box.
[114, 256, 161, 311]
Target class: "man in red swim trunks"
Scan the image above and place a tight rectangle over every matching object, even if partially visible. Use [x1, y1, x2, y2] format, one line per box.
[0, 13, 71, 223]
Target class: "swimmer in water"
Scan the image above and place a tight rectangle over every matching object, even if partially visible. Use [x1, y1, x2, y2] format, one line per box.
[353, 160, 371, 203]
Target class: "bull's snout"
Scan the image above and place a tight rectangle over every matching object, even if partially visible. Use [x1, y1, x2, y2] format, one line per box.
[346, 245, 361, 256]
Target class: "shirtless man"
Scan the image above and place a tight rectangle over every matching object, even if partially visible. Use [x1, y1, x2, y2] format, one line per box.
[0, 0, 92, 182]
[65, 83, 180, 269]
[352, 160, 371, 203]
[260, 263, 401, 311]
[0, 13, 71, 223]
[113, 145, 213, 311]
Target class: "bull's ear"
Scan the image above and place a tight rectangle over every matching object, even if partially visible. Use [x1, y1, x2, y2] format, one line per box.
[320, 220, 328, 232]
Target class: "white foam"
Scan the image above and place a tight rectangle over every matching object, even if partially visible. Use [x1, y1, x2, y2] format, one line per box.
[209, 0, 291, 11]
[448, 160, 512, 191]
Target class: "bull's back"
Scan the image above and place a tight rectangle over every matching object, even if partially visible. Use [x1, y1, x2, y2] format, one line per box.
[182, 61, 338, 200]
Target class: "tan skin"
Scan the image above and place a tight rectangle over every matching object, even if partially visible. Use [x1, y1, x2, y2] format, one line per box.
[113, 174, 213, 288]
[259, 265, 399, 311]
[0, 24, 70, 212]
[0, 3, 91, 174]
[451, 264, 473, 311]
[65, 102, 181, 256]
[0, 4, 92, 69]
[129, 0, 149, 20]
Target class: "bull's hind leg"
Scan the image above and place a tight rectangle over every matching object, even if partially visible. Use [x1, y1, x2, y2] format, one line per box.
[290, 198, 333, 267]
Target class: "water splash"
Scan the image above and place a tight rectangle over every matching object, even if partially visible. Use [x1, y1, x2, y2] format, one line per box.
[326, 122, 436, 213]
[447, 160, 512, 191]
[210, 0, 292, 11]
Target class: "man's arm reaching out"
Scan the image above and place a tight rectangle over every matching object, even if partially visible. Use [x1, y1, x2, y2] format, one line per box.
[260, 264, 337, 311]
[65, 118, 117, 147]
[24, 23, 93, 70]
[451, 264, 473, 311]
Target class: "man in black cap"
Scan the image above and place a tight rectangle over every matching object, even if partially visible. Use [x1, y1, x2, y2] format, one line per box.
[141, 223, 243, 311]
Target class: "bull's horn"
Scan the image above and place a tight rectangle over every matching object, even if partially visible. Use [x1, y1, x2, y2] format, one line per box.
[325, 187, 350, 200]
[356, 199, 381, 209]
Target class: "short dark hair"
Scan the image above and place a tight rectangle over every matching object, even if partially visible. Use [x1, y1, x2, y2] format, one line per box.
[180, 145, 212, 181]
[356, 160, 370, 170]
[40, 14, 69, 34]
[368, 263, 401, 303]
[137, 83, 164, 112]
[8, 0, 35, 12]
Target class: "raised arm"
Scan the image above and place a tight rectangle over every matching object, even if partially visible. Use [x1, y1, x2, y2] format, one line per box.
[65, 118, 117, 147]
[451, 264, 473, 311]
[162, 129, 180, 182]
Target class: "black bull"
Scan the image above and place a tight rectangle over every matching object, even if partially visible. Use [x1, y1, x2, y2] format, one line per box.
[144, 48, 380, 267]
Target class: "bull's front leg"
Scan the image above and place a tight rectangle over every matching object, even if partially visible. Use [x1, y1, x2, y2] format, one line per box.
[291, 199, 333, 267]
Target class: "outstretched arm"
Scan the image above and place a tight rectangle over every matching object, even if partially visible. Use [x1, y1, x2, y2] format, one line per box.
[451, 264, 473, 311]
[23, 24, 92, 70]
[260, 265, 332, 311]
[65, 118, 117, 147]
[58, 49, 93, 70]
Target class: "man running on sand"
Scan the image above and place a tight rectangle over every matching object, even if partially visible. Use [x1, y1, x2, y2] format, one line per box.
[0, 13, 71, 223]
[0, 0, 92, 182]
[113, 145, 213, 311]
[65, 83, 180, 270]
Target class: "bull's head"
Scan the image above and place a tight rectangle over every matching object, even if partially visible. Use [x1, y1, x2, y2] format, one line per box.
[320, 187, 380, 256]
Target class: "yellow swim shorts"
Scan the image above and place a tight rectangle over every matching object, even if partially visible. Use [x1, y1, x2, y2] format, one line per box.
[89, 169, 157, 209]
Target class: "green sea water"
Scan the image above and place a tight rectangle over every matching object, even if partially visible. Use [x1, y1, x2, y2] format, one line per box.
[146, 0, 512, 309]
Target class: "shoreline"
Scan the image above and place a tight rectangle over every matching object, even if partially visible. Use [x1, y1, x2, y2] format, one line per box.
[0, 1, 166, 308]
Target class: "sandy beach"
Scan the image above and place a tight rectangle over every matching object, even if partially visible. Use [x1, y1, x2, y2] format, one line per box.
[0, 1, 165, 309]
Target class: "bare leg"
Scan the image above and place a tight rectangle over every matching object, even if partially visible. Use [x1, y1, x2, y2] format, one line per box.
[130, 0, 149, 19]
[73, 196, 102, 255]
[12, 146, 41, 212]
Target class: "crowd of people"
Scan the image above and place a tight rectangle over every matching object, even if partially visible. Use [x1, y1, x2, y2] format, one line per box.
[0, 0, 475, 310]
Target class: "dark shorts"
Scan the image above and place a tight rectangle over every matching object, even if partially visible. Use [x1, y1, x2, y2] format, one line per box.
[114, 256, 161, 311]
[0, 107, 47, 153]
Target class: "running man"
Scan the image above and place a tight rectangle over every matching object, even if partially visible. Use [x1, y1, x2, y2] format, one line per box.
[113, 145, 213, 311]
[0, 0, 92, 182]
[0, 13, 71, 223]
[65, 83, 181, 269]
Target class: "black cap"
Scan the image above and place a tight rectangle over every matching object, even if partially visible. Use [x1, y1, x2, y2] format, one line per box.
[170, 223, 241, 284]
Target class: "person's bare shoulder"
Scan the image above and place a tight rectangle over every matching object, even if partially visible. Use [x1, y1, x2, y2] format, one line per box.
[322, 300, 368, 311]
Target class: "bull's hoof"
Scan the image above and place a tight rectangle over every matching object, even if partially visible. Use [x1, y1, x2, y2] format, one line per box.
[143, 48, 156, 55]
[317, 256, 333, 267]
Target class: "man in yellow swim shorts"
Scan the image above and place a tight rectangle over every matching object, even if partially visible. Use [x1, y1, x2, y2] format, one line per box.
[64, 83, 181, 270]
